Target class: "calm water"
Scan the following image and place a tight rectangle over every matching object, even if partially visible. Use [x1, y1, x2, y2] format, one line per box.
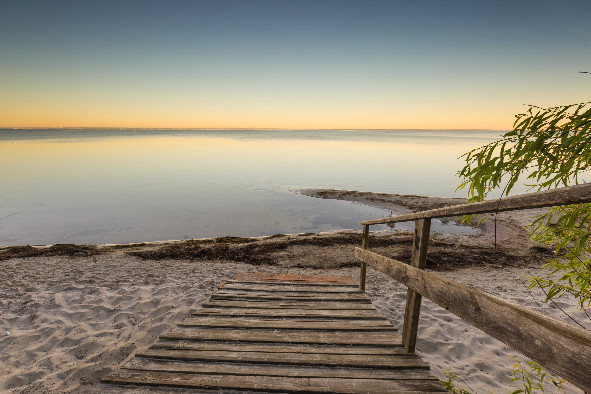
[0, 129, 509, 246]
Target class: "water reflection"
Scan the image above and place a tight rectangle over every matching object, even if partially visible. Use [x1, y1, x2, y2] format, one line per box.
[0, 129, 493, 245]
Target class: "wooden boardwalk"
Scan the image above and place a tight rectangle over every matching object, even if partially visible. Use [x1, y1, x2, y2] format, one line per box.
[102, 274, 444, 393]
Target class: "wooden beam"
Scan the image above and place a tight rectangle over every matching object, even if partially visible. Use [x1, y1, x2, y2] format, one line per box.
[193, 307, 385, 319]
[135, 348, 428, 369]
[402, 218, 431, 353]
[125, 358, 438, 380]
[201, 300, 376, 310]
[102, 370, 447, 393]
[354, 247, 591, 392]
[161, 327, 402, 346]
[209, 293, 371, 303]
[179, 317, 397, 331]
[224, 280, 358, 288]
[152, 339, 407, 355]
[221, 284, 361, 293]
[360, 183, 591, 225]
[360, 224, 369, 291]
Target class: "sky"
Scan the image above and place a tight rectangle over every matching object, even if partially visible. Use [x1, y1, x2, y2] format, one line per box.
[0, 0, 589, 129]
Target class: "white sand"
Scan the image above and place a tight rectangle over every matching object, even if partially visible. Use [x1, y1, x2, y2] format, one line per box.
[1, 252, 587, 393]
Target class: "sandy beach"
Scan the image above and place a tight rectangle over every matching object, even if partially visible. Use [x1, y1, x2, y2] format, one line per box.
[1, 191, 588, 393]
[3, 0, 588, 391]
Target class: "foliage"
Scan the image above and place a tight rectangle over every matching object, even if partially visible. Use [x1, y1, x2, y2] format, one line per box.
[528, 203, 591, 308]
[440, 361, 565, 394]
[457, 102, 591, 308]
[458, 102, 591, 199]
[440, 372, 472, 394]
[510, 357, 565, 394]
[456, 102, 590, 392]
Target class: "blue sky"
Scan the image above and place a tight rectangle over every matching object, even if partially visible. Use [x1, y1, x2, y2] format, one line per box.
[1, 0, 589, 128]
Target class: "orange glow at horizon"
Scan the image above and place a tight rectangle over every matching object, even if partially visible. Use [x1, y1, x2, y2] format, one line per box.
[1, 101, 518, 130]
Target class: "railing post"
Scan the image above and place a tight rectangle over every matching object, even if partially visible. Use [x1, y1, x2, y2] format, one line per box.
[402, 218, 431, 353]
[359, 224, 369, 291]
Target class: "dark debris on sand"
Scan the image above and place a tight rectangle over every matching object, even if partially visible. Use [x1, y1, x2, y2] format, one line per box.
[0, 244, 102, 261]
[0, 233, 554, 271]
[125, 233, 415, 264]
[124, 233, 554, 271]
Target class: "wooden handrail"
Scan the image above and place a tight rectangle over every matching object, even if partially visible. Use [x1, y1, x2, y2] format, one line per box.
[360, 183, 591, 226]
[354, 248, 591, 392]
[356, 184, 591, 391]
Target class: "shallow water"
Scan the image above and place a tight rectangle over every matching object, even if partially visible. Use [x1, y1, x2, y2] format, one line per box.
[0, 129, 506, 245]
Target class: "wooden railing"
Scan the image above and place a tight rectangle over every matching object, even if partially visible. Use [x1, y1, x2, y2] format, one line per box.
[355, 183, 591, 392]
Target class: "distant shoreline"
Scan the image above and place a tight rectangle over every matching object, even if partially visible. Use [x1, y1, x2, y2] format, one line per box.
[0, 127, 507, 132]
[297, 187, 551, 251]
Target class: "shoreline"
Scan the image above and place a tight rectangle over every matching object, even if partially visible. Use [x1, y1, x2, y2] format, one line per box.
[1, 190, 584, 394]
[1, 188, 552, 266]
[0, 227, 553, 272]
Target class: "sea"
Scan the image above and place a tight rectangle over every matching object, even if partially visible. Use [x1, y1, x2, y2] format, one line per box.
[0, 129, 514, 246]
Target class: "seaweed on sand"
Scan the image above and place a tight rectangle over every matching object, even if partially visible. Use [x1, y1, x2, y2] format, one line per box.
[0, 244, 102, 261]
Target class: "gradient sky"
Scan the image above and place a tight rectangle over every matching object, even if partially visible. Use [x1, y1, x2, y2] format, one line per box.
[1, 0, 589, 129]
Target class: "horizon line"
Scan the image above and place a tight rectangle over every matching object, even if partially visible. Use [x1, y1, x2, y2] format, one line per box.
[0, 127, 507, 131]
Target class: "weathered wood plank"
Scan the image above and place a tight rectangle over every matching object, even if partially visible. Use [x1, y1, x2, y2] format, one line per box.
[360, 223, 370, 291]
[234, 273, 356, 285]
[193, 307, 384, 319]
[151, 339, 406, 355]
[102, 370, 447, 393]
[135, 348, 429, 369]
[202, 300, 375, 310]
[402, 218, 431, 353]
[360, 183, 591, 225]
[125, 358, 438, 380]
[179, 316, 396, 331]
[225, 279, 358, 288]
[215, 290, 367, 298]
[102, 273, 447, 392]
[210, 293, 371, 302]
[221, 284, 362, 293]
[355, 247, 591, 392]
[161, 327, 402, 346]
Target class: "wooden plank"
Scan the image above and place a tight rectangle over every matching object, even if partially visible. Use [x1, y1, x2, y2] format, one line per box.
[234, 273, 356, 285]
[179, 316, 396, 331]
[210, 293, 371, 302]
[161, 327, 402, 346]
[360, 223, 369, 291]
[355, 247, 591, 392]
[193, 307, 385, 319]
[102, 370, 447, 393]
[124, 358, 438, 380]
[135, 348, 429, 369]
[102, 273, 444, 393]
[360, 183, 591, 225]
[216, 289, 366, 298]
[402, 218, 431, 353]
[221, 284, 362, 293]
[202, 300, 375, 310]
[225, 279, 358, 288]
[151, 339, 406, 355]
